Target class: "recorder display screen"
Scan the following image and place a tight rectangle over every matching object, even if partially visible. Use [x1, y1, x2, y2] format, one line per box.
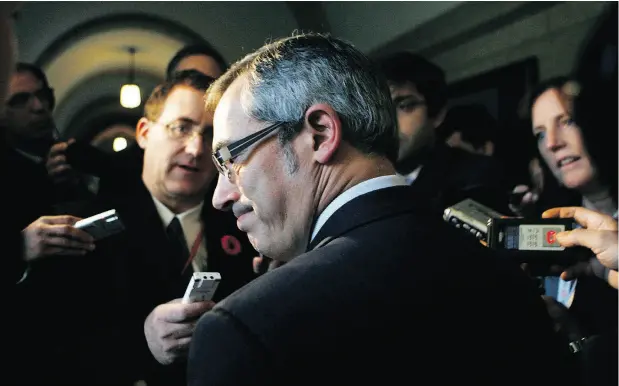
[502, 225, 566, 251]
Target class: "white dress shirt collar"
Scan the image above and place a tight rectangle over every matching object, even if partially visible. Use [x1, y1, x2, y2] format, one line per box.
[310, 174, 408, 242]
[400, 165, 423, 185]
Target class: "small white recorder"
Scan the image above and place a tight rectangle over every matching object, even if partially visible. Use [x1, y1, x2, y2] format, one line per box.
[181, 272, 221, 304]
[74, 209, 125, 240]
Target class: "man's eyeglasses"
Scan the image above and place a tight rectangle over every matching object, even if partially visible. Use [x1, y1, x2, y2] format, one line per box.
[212, 121, 286, 181]
[151, 119, 212, 145]
[6, 88, 54, 109]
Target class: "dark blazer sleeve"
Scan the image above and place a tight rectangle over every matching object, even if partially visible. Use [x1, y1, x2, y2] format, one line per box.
[66, 141, 142, 181]
[413, 144, 511, 215]
[188, 308, 273, 386]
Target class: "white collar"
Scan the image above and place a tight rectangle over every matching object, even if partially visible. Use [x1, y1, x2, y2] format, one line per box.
[151, 195, 204, 244]
[310, 175, 408, 242]
[400, 165, 423, 185]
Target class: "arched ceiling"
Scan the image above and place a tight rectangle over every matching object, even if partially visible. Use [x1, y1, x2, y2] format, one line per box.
[13, 1, 463, 140]
[15, 1, 302, 138]
[46, 28, 184, 105]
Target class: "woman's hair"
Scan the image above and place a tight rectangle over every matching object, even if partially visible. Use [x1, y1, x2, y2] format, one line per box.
[573, 2, 618, 207]
[521, 76, 575, 124]
[520, 76, 614, 209]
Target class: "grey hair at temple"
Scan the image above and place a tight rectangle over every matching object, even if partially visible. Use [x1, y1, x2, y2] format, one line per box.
[205, 32, 399, 164]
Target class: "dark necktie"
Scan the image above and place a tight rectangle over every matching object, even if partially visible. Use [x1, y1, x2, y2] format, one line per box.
[166, 217, 190, 274]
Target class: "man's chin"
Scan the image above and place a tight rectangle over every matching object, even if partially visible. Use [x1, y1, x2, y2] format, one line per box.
[247, 233, 276, 260]
[247, 233, 259, 250]
[166, 184, 208, 202]
[397, 142, 419, 163]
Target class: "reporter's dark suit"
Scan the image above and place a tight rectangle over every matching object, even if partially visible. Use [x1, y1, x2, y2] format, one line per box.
[409, 142, 511, 215]
[188, 185, 574, 386]
[20, 179, 257, 386]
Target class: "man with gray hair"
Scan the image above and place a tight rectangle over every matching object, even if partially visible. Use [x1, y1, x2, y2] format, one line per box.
[188, 33, 572, 386]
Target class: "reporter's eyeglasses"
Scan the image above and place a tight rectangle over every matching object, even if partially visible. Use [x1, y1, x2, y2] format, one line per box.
[6, 88, 54, 109]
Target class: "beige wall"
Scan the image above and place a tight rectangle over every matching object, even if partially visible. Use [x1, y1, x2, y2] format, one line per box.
[372, 1, 613, 83]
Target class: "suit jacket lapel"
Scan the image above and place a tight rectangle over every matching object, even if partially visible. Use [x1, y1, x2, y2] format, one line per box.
[410, 144, 449, 196]
[307, 186, 427, 251]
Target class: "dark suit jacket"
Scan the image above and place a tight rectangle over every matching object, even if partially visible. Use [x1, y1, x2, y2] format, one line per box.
[65, 140, 144, 203]
[410, 143, 511, 215]
[3, 143, 91, 287]
[188, 185, 575, 386]
[5, 141, 94, 227]
[5, 146, 56, 230]
[15, 179, 258, 386]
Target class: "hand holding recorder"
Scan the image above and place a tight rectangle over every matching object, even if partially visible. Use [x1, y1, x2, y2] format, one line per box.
[182, 272, 221, 304]
[22, 215, 95, 262]
[543, 207, 618, 289]
[444, 199, 589, 275]
[144, 272, 220, 365]
[144, 298, 214, 365]
[73, 209, 125, 240]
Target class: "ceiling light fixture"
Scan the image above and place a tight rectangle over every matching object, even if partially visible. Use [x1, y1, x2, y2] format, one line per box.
[112, 137, 128, 152]
[120, 46, 141, 109]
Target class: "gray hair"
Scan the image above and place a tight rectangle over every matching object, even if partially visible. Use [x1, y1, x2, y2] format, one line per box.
[206, 33, 399, 164]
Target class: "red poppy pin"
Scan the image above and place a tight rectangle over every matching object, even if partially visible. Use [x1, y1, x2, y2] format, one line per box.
[221, 235, 242, 255]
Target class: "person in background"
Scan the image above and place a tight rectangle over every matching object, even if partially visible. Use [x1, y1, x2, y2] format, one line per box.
[520, 76, 617, 306]
[513, 6, 617, 384]
[166, 43, 227, 80]
[376, 52, 510, 216]
[4, 63, 92, 227]
[1, 2, 23, 286]
[20, 70, 258, 386]
[47, 42, 229, 202]
[517, 76, 617, 386]
[1, 5, 94, 385]
[442, 103, 498, 157]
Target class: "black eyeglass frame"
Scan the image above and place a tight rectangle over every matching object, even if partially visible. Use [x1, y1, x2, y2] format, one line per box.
[6, 87, 55, 109]
[212, 121, 286, 180]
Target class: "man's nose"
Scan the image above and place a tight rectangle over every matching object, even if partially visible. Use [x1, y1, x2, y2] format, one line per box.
[212, 173, 240, 211]
[184, 132, 205, 157]
[30, 95, 45, 112]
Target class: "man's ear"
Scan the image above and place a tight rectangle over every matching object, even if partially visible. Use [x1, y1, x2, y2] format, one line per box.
[135, 117, 150, 149]
[432, 107, 447, 129]
[304, 103, 342, 164]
